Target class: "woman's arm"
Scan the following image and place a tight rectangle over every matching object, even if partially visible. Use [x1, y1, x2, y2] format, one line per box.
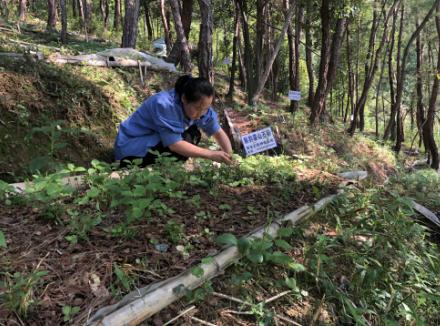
[212, 128, 233, 155]
[169, 140, 232, 164]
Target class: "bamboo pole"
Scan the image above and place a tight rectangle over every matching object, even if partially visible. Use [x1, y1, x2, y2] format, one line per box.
[87, 192, 342, 325]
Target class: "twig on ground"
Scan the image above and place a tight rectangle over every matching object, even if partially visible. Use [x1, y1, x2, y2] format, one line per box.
[163, 306, 196, 326]
[311, 294, 325, 326]
[275, 314, 303, 326]
[213, 292, 248, 305]
[189, 316, 217, 326]
[263, 290, 291, 304]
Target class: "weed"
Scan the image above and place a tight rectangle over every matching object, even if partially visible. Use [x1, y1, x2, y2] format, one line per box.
[0, 270, 48, 316]
[165, 220, 185, 244]
[62, 305, 80, 322]
[113, 264, 132, 292]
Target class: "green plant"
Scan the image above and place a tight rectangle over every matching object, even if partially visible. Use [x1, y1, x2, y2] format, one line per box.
[67, 209, 103, 241]
[62, 305, 80, 322]
[1, 269, 48, 316]
[165, 220, 185, 244]
[113, 264, 132, 292]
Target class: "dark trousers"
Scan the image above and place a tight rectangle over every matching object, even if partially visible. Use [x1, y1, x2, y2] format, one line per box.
[120, 125, 201, 168]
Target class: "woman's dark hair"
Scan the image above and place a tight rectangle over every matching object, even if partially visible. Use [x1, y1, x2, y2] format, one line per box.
[175, 75, 214, 103]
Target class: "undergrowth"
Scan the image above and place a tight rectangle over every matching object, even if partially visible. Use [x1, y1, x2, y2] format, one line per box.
[213, 187, 440, 324]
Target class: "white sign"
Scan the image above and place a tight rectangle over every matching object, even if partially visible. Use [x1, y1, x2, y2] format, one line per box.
[288, 90, 301, 101]
[241, 127, 277, 156]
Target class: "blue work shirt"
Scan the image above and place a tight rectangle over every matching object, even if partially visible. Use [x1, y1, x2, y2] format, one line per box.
[114, 89, 221, 160]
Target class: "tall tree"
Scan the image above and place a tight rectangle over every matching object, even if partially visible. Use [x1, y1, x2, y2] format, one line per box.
[160, 0, 172, 52]
[422, 0, 440, 169]
[348, 0, 400, 135]
[60, 0, 68, 43]
[198, 0, 214, 84]
[47, 0, 57, 31]
[286, 0, 295, 111]
[393, 0, 438, 153]
[416, 18, 425, 148]
[293, 3, 304, 113]
[121, 0, 141, 48]
[18, 0, 26, 21]
[250, 3, 295, 104]
[181, 0, 193, 39]
[114, 0, 121, 31]
[304, 12, 314, 107]
[227, 0, 241, 98]
[310, 0, 347, 124]
[169, 0, 192, 72]
[142, 0, 153, 40]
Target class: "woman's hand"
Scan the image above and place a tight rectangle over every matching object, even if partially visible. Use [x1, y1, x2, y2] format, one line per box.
[208, 150, 233, 165]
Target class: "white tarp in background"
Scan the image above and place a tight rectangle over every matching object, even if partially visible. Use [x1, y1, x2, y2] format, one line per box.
[97, 48, 176, 72]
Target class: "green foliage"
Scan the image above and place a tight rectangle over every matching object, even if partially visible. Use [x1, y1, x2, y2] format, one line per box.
[78, 158, 185, 225]
[113, 264, 132, 292]
[165, 220, 185, 244]
[302, 189, 440, 324]
[0, 270, 48, 316]
[195, 155, 297, 188]
[392, 169, 440, 209]
[185, 281, 214, 303]
[62, 305, 80, 322]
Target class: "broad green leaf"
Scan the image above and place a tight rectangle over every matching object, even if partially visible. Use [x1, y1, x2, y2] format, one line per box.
[191, 266, 204, 278]
[288, 262, 306, 272]
[268, 251, 292, 265]
[275, 239, 292, 250]
[216, 233, 238, 246]
[277, 227, 294, 238]
[247, 251, 264, 264]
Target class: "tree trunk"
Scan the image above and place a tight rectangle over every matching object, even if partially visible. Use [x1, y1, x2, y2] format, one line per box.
[237, 36, 247, 90]
[47, 0, 57, 31]
[293, 4, 303, 112]
[114, 0, 121, 31]
[422, 0, 440, 170]
[250, 4, 295, 105]
[237, 0, 256, 104]
[18, 0, 26, 21]
[255, 0, 267, 89]
[72, 0, 77, 18]
[227, 0, 241, 99]
[182, 0, 193, 39]
[60, 0, 68, 43]
[142, 0, 153, 40]
[416, 18, 425, 149]
[345, 26, 355, 124]
[304, 14, 314, 107]
[198, 0, 213, 83]
[121, 0, 140, 48]
[169, 0, 192, 72]
[394, 0, 438, 153]
[286, 0, 295, 112]
[310, 0, 347, 124]
[348, 0, 399, 135]
[160, 0, 172, 52]
[102, 0, 109, 28]
[383, 7, 398, 140]
[84, 0, 92, 29]
[394, 3, 405, 151]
